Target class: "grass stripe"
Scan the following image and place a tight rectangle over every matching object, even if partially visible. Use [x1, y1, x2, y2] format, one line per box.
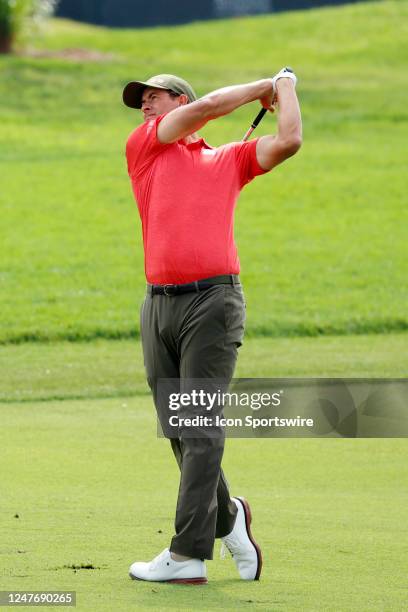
[1, 318, 408, 346]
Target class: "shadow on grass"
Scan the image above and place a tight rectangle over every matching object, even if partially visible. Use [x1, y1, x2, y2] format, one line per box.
[125, 577, 278, 610]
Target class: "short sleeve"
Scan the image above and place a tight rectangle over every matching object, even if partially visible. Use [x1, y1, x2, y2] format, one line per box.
[126, 115, 169, 179]
[233, 138, 268, 188]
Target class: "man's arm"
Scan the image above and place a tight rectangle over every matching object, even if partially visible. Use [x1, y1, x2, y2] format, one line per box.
[256, 79, 302, 171]
[157, 79, 273, 144]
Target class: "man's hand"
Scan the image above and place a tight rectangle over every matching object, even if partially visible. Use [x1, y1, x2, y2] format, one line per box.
[271, 67, 297, 94]
[259, 68, 298, 113]
[259, 79, 276, 113]
[256, 68, 301, 172]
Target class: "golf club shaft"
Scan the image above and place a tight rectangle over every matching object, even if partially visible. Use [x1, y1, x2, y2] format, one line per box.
[242, 107, 268, 141]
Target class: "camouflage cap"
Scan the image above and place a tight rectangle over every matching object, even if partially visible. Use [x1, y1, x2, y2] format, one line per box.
[123, 73, 197, 108]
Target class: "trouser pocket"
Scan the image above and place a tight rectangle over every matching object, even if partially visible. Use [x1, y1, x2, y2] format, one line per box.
[224, 285, 246, 347]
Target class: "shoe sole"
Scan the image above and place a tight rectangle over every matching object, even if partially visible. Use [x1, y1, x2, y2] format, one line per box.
[234, 496, 263, 581]
[129, 573, 208, 585]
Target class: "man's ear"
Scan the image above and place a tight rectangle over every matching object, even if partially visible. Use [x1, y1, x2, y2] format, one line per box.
[178, 94, 189, 106]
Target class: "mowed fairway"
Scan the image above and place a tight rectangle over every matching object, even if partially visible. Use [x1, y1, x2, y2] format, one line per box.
[1, 393, 407, 611]
[1, 335, 407, 610]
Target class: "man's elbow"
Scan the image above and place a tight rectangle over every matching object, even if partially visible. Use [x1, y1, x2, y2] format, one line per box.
[194, 94, 229, 120]
[281, 135, 302, 157]
[193, 96, 218, 120]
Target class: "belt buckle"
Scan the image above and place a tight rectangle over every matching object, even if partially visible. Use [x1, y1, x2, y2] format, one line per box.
[163, 284, 177, 296]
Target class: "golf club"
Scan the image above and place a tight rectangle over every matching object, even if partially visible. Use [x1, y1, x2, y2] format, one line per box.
[242, 67, 296, 141]
[242, 107, 268, 142]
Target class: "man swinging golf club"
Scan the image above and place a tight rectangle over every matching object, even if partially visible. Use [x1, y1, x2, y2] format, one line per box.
[123, 68, 302, 584]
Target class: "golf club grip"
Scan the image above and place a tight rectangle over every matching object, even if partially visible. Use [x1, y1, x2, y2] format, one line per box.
[252, 107, 268, 128]
[242, 107, 268, 141]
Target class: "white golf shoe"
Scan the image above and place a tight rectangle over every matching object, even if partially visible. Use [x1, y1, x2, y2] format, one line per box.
[129, 548, 207, 584]
[221, 497, 262, 580]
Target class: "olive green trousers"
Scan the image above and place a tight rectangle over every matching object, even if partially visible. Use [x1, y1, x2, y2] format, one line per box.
[140, 281, 246, 559]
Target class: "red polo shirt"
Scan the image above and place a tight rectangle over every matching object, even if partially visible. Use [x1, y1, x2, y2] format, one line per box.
[126, 115, 267, 284]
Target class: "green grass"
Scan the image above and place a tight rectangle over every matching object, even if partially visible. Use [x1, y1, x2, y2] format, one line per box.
[1, 5, 407, 609]
[2, 394, 407, 611]
[1, 331, 406, 610]
[1, 1, 407, 343]
[0, 333, 407, 403]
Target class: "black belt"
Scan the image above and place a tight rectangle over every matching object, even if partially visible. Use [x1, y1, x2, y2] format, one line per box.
[147, 274, 240, 296]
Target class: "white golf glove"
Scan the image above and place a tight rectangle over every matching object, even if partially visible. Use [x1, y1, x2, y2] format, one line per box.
[271, 67, 297, 95]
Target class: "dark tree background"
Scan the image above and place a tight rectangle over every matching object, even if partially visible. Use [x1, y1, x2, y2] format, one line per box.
[56, 0, 368, 28]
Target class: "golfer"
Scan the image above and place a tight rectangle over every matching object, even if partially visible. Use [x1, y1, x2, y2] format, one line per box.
[123, 69, 302, 584]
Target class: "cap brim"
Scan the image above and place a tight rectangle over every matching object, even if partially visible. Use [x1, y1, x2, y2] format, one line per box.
[122, 80, 169, 109]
